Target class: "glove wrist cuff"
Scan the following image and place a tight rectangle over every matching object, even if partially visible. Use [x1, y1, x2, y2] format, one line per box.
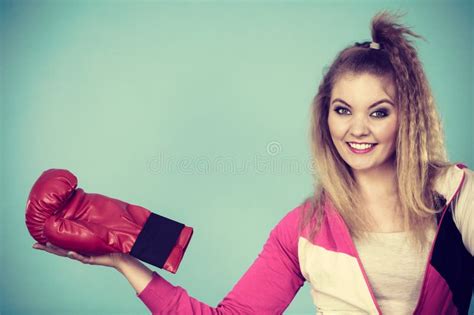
[130, 213, 193, 273]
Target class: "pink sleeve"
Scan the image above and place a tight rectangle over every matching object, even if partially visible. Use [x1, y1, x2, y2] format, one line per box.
[136, 206, 306, 314]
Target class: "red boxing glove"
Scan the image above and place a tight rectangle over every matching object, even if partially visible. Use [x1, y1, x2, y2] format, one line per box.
[25, 169, 193, 274]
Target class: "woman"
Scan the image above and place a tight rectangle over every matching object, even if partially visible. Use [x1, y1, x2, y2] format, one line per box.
[32, 10, 473, 314]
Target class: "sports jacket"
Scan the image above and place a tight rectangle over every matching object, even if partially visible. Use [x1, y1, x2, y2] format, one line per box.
[137, 163, 473, 314]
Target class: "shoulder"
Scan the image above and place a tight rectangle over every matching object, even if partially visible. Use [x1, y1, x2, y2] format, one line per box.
[268, 199, 313, 245]
[454, 163, 473, 208]
[276, 198, 314, 230]
[433, 162, 470, 203]
[273, 202, 305, 232]
[458, 164, 473, 197]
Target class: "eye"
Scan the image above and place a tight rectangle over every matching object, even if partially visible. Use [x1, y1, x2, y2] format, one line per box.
[334, 106, 350, 115]
[370, 109, 389, 119]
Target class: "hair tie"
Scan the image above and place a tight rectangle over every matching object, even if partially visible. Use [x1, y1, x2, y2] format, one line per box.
[369, 42, 381, 50]
[355, 41, 382, 50]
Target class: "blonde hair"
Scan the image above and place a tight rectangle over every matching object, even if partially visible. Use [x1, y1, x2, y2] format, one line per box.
[299, 10, 454, 251]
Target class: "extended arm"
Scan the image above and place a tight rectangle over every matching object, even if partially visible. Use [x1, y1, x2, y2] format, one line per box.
[129, 206, 307, 314]
[116, 256, 154, 295]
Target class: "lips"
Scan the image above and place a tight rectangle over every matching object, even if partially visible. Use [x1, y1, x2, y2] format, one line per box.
[346, 142, 377, 154]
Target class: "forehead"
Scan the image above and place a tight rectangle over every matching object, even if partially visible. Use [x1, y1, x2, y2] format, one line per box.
[331, 72, 396, 101]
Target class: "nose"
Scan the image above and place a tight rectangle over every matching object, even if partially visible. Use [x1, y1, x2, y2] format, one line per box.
[349, 115, 370, 138]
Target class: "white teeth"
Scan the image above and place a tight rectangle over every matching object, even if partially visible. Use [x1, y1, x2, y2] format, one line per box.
[348, 142, 374, 150]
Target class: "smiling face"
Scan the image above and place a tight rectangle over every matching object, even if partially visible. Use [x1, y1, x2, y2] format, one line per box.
[328, 72, 398, 173]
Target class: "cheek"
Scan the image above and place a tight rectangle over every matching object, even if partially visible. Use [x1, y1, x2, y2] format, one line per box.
[327, 115, 345, 139]
[376, 117, 398, 143]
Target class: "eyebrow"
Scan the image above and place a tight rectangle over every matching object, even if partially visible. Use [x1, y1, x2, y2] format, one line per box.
[331, 98, 395, 109]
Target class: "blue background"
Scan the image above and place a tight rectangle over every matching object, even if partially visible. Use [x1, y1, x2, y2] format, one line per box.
[1, 0, 472, 314]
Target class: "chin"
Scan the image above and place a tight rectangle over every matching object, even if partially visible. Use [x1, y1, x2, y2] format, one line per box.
[345, 156, 395, 172]
[346, 162, 377, 171]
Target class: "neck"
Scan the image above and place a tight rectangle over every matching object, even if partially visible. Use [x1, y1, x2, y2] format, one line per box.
[353, 159, 398, 203]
